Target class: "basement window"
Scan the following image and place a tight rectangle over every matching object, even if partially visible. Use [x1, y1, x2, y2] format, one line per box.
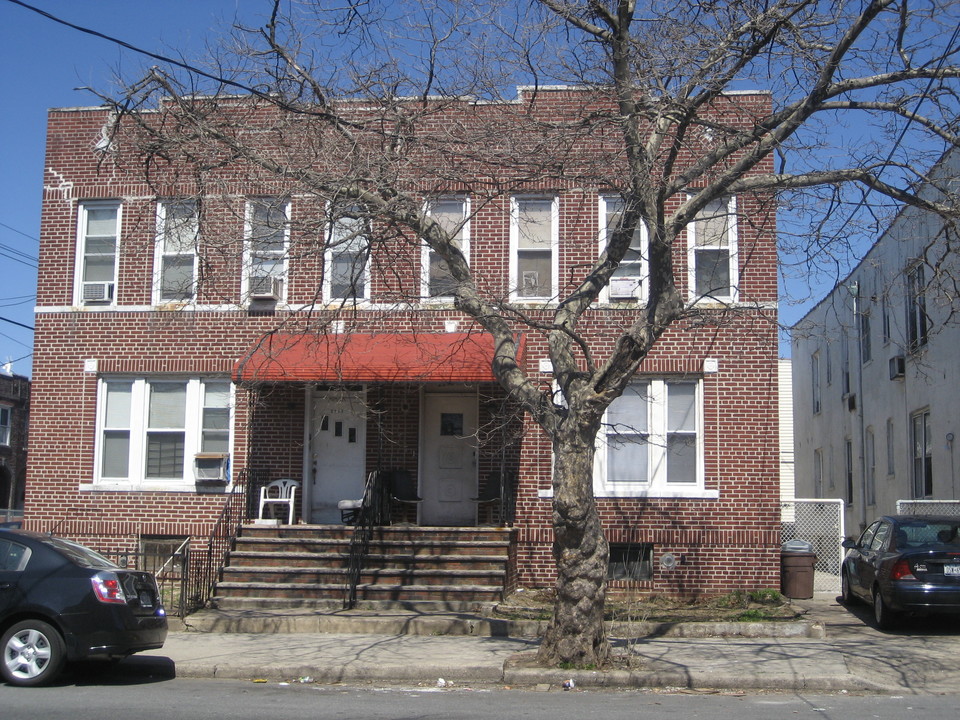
[607, 543, 653, 581]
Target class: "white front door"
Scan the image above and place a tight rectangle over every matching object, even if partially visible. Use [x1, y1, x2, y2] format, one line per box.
[420, 393, 478, 526]
[309, 390, 366, 524]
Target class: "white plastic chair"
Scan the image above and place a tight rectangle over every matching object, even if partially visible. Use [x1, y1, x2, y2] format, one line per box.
[258, 479, 300, 524]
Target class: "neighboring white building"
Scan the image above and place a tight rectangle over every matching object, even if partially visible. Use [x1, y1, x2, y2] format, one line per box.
[792, 148, 960, 536]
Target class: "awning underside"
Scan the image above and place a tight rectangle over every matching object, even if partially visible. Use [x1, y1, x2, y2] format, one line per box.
[233, 332, 524, 383]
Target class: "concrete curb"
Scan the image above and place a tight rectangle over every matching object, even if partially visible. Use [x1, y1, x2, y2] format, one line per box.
[502, 653, 880, 693]
[182, 610, 825, 640]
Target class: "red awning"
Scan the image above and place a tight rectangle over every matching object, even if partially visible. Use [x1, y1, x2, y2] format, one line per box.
[233, 332, 524, 383]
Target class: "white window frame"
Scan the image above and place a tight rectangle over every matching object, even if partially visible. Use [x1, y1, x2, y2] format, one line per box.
[510, 195, 559, 302]
[154, 199, 199, 304]
[324, 203, 371, 303]
[593, 378, 712, 498]
[243, 198, 290, 303]
[74, 200, 121, 306]
[421, 196, 470, 301]
[0, 405, 10, 446]
[906, 262, 929, 351]
[911, 408, 932, 499]
[811, 351, 821, 414]
[93, 377, 234, 491]
[598, 194, 648, 302]
[687, 195, 738, 303]
[813, 448, 823, 497]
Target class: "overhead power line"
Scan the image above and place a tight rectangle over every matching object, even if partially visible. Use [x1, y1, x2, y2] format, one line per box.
[0, 315, 34, 331]
[6, 0, 272, 103]
[0, 221, 39, 244]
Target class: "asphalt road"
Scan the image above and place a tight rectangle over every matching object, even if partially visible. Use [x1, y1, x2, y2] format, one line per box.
[0, 667, 955, 720]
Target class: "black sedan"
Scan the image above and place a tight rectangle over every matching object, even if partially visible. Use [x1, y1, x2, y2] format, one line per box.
[841, 515, 960, 629]
[0, 528, 168, 686]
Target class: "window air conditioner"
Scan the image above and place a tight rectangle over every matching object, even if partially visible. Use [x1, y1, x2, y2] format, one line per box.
[249, 275, 282, 300]
[889, 355, 906, 380]
[82, 281, 115, 303]
[194, 453, 229, 482]
[609, 277, 640, 299]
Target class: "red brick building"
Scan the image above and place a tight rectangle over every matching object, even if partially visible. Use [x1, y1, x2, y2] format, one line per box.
[26, 87, 781, 600]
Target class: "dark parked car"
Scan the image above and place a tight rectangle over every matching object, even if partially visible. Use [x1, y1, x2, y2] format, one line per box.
[841, 515, 960, 629]
[0, 528, 168, 686]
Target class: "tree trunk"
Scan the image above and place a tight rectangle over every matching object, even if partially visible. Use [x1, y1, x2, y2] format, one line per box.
[536, 429, 610, 667]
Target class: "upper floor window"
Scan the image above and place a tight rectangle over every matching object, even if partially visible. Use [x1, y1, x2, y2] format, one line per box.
[96, 377, 233, 490]
[155, 200, 198, 303]
[423, 197, 469, 300]
[906, 263, 930, 351]
[599, 194, 647, 302]
[859, 309, 872, 363]
[245, 198, 289, 302]
[811, 351, 821, 414]
[594, 379, 704, 497]
[76, 201, 120, 305]
[881, 293, 891, 344]
[510, 196, 557, 301]
[688, 195, 738, 302]
[841, 330, 851, 395]
[0, 406, 10, 446]
[325, 204, 370, 302]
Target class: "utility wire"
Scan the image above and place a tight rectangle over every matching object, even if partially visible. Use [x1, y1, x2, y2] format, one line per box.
[5, 0, 277, 104]
[0, 316, 34, 331]
[0, 221, 39, 244]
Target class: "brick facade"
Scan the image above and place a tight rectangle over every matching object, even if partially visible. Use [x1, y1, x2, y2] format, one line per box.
[27, 88, 781, 598]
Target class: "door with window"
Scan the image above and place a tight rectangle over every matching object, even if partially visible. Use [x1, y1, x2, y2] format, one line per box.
[309, 390, 367, 524]
[420, 394, 478, 526]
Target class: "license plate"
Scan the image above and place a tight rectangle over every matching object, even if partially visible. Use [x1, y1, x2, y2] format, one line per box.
[944, 564, 960, 576]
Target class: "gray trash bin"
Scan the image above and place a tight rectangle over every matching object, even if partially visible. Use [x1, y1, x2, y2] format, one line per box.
[780, 539, 816, 599]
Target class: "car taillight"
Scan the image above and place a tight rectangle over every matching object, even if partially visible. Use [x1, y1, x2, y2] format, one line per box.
[890, 559, 916, 581]
[91, 572, 128, 604]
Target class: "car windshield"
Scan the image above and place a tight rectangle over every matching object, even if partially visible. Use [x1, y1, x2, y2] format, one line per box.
[40, 535, 119, 570]
[898, 520, 960, 548]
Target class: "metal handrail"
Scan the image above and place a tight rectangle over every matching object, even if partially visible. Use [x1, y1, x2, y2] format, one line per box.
[188, 469, 253, 612]
[343, 470, 388, 609]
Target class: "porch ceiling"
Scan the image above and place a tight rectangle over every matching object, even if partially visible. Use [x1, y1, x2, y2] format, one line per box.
[233, 332, 526, 384]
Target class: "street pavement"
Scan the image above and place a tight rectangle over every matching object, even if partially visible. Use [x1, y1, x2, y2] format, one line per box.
[139, 593, 960, 693]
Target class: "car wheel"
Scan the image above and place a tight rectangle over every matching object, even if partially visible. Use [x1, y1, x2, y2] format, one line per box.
[841, 568, 859, 605]
[1, 620, 66, 687]
[873, 587, 899, 631]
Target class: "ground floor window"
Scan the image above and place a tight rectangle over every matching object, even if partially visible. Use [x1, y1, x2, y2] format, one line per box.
[912, 409, 932, 498]
[594, 378, 708, 497]
[95, 377, 232, 490]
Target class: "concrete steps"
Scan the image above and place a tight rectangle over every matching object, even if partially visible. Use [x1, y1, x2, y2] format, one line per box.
[211, 524, 515, 608]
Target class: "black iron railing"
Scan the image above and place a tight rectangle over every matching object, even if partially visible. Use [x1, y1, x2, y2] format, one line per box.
[343, 470, 388, 609]
[102, 541, 191, 619]
[188, 469, 256, 612]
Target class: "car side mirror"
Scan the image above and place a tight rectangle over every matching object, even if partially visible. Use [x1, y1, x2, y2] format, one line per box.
[841, 539, 857, 550]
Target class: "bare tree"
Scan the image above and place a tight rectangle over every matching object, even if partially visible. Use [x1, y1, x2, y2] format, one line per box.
[96, 0, 960, 666]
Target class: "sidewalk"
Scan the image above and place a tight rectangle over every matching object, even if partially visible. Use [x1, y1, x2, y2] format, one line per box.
[140, 594, 960, 693]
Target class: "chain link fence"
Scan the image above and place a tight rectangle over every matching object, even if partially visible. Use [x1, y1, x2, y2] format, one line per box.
[896, 499, 960, 516]
[781, 499, 845, 594]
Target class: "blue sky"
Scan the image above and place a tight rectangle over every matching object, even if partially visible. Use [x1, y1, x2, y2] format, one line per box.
[0, 1, 261, 377]
[0, 1, 870, 377]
